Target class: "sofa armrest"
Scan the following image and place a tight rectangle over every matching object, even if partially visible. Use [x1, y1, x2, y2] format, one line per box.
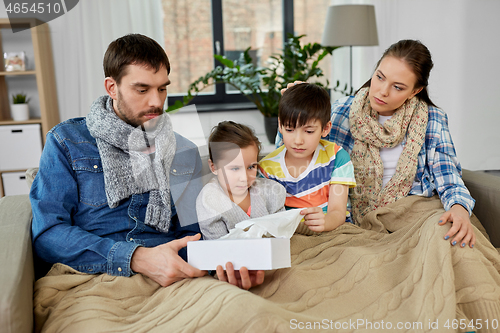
[463, 169, 500, 248]
[0, 195, 34, 333]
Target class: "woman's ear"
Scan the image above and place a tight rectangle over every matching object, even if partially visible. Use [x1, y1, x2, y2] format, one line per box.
[208, 159, 217, 175]
[104, 77, 118, 100]
[409, 86, 423, 99]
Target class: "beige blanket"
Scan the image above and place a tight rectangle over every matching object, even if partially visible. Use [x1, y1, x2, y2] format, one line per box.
[34, 196, 500, 332]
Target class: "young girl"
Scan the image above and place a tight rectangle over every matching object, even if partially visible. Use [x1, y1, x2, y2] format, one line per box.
[196, 121, 286, 240]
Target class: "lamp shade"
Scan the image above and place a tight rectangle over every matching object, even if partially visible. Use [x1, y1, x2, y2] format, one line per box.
[322, 5, 379, 47]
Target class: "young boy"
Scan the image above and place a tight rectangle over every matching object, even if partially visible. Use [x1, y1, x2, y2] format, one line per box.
[259, 83, 356, 233]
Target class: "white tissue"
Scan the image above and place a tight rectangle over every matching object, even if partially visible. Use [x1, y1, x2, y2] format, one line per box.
[219, 209, 303, 239]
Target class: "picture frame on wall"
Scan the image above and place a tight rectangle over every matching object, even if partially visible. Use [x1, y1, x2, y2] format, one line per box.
[4, 51, 26, 72]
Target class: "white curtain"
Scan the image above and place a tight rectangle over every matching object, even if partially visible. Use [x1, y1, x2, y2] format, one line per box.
[48, 0, 165, 121]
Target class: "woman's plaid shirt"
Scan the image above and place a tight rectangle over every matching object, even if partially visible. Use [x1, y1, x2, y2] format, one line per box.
[275, 96, 475, 214]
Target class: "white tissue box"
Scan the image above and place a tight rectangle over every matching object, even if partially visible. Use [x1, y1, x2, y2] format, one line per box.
[187, 238, 291, 270]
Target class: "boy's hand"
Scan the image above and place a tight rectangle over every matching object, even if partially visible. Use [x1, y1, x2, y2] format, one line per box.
[300, 207, 327, 232]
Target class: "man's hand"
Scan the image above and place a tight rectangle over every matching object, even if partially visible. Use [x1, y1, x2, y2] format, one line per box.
[438, 204, 476, 248]
[216, 262, 265, 290]
[131, 233, 206, 287]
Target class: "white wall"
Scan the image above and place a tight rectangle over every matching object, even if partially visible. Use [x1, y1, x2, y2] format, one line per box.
[329, 0, 500, 170]
[2, 1, 500, 170]
[169, 106, 273, 156]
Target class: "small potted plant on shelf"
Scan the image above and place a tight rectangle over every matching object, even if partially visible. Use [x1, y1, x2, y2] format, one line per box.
[10, 92, 30, 121]
[167, 34, 352, 143]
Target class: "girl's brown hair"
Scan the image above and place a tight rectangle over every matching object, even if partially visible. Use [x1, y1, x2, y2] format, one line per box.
[208, 121, 262, 165]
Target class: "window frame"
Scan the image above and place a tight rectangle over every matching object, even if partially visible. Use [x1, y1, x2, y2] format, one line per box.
[167, 0, 294, 111]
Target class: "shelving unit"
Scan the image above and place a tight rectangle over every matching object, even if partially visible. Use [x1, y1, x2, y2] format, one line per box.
[0, 18, 59, 197]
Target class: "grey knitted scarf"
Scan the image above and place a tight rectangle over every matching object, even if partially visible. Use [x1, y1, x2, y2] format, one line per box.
[87, 95, 176, 232]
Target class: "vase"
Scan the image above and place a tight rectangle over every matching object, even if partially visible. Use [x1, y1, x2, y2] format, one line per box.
[264, 116, 279, 144]
[10, 104, 29, 121]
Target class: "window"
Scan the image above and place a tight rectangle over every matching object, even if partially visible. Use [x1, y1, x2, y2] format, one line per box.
[221, 0, 283, 94]
[162, 0, 214, 96]
[293, 0, 332, 88]
[163, 0, 334, 110]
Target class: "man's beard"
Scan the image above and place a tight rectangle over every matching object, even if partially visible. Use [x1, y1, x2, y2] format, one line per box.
[116, 91, 163, 129]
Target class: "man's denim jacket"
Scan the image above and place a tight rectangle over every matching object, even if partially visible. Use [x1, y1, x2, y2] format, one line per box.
[30, 117, 202, 276]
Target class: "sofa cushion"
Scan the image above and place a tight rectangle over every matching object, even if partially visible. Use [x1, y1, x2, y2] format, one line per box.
[25, 167, 38, 190]
[0, 195, 34, 333]
[463, 169, 500, 248]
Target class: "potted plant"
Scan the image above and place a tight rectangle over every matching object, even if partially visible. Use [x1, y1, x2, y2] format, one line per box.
[168, 35, 351, 143]
[10, 92, 30, 121]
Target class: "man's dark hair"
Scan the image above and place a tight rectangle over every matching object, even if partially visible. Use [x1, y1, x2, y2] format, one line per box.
[278, 83, 331, 129]
[103, 34, 171, 85]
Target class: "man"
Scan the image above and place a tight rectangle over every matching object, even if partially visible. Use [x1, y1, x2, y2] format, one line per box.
[30, 34, 264, 289]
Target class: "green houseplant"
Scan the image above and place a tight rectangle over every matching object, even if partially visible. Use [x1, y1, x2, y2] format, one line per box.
[12, 92, 30, 104]
[168, 35, 351, 143]
[10, 92, 30, 121]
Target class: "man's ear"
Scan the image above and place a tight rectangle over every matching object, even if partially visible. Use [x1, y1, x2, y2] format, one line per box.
[278, 118, 283, 134]
[104, 77, 118, 100]
[321, 121, 332, 137]
[208, 159, 217, 175]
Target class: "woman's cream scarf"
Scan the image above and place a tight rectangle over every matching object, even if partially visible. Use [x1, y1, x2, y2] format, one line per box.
[349, 87, 428, 222]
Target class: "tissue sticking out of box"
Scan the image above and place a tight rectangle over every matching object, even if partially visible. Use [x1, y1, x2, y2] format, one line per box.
[219, 208, 303, 240]
[187, 209, 303, 270]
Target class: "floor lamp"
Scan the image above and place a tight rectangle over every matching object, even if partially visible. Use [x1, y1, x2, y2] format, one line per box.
[321, 4, 379, 93]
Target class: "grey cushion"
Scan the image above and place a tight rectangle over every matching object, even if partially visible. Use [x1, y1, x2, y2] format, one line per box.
[463, 169, 500, 247]
[25, 167, 38, 189]
[0, 195, 34, 333]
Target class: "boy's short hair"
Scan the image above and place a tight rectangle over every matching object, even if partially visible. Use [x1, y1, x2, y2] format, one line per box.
[278, 83, 331, 128]
[103, 34, 170, 85]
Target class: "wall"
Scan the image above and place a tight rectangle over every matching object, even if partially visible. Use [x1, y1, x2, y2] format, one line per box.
[329, 0, 500, 170]
[169, 106, 274, 156]
[2, 1, 500, 170]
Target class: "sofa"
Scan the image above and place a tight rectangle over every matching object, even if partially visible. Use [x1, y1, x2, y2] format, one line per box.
[1, 168, 500, 333]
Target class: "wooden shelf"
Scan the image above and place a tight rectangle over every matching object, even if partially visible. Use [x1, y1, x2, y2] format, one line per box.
[0, 169, 29, 174]
[0, 18, 40, 29]
[0, 71, 36, 76]
[0, 18, 59, 197]
[0, 118, 41, 125]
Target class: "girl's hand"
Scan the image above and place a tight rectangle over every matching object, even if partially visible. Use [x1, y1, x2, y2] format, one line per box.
[300, 207, 326, 232]
[216, 262, 265, 290]
[438, 204, 476, 248]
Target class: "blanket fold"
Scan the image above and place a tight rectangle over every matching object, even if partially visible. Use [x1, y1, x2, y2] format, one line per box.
[34, 195, 500, 333]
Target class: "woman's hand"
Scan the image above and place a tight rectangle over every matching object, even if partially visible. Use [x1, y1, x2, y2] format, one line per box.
[280, 81, 306, 95]
[438, 204, 476, 248]
[216, 262, 265, 290]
